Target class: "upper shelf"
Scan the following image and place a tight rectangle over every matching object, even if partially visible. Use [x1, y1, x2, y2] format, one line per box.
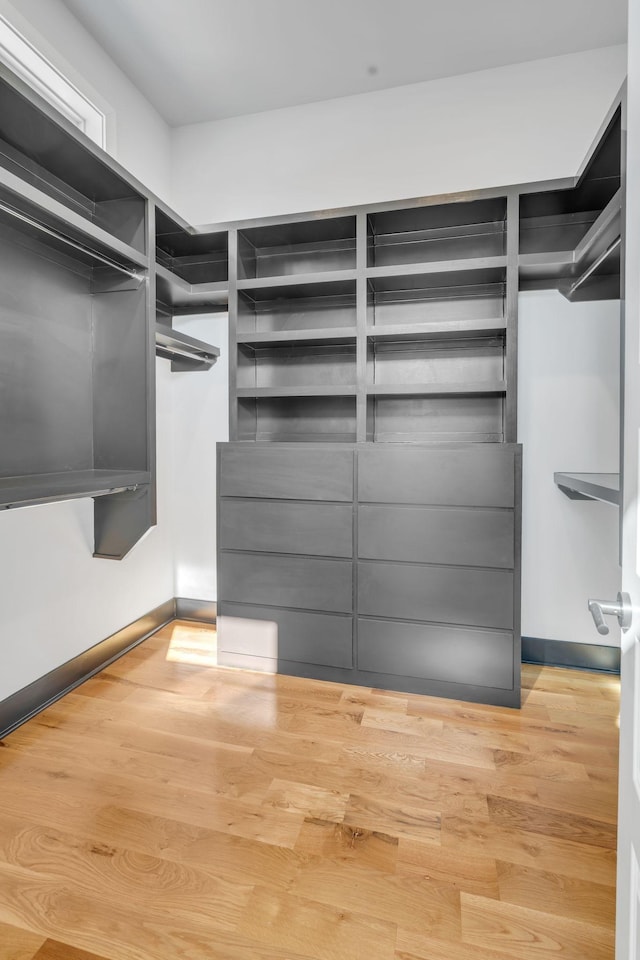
[554, 472, 620, 506]
[0, 165, 148, 277]
[238, 215, 356, 281]
[367, 197, 507, 269]
[0, 66, 148, 256]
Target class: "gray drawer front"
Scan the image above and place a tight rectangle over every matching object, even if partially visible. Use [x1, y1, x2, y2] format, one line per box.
[219, 445, 353, 501]
[358, 446, 517, 507]
[358, 561, 513, 629]
[359, 504, 514, 568]
[218, 603, 353, 668]
[219, 553, 353, 613]
[220, 500, 353, 558]
[358, 618, 514, 689]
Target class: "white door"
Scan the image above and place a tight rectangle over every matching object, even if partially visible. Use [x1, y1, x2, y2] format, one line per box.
[616, 4, 640, 955]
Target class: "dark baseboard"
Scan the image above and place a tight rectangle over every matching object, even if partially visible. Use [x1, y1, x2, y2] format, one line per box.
[175, 598, 217, 623]
[0, 598, 176, 740]
[522, 636, 620, 674]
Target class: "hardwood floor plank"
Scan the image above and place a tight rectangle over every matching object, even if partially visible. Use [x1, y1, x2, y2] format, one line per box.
[486, 796, 617, 849]
[0, 920, 46, 960]
[441, 815, 617, 887]
[293, 819, 399, 873]
[495, 860, 616, 927]
[235, 886, 397, 960]
[460, 892, 614, 960]
[31, 941, 115, 960]
[288, 859, 461, 937]
[396, 839, 500, 898]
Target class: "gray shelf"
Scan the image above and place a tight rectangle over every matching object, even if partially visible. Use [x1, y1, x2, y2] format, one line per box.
[237, 269, 357, 291]
[0, 165, 148, 272]
[0, 470, 150, 510]
[554, 472, 620, 505]
[237, 385, 357, 399]
[366, 319, 506, 341]
[366, 255, 508, 280]
[155, 264, 228, 317]
[367, 380, 507, 397]
[155, 324, 220, 371]
[237, 326, 356, 346]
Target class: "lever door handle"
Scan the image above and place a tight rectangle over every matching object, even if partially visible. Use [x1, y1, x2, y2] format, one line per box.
[588, 592, 632, 635]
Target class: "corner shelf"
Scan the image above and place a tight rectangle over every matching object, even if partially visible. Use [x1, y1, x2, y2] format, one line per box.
[554, 472, 620, 506]
[155, 264, 228, 318]
[155, 324, 220, 372]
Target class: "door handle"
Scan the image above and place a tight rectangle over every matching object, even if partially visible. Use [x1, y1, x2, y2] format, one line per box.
[588, 592, 632, 635]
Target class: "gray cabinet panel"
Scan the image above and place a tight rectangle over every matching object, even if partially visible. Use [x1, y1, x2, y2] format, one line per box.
[219, 553, 353, 613]
[359, 504, 514, 568]
[220, 500, 352, 557]
[358, 618, 514, 689]
[358, 445, 516, 507]
[219, 445, 353, 501]
[218, 602, 352, 668]
[358, 561, 513, 629]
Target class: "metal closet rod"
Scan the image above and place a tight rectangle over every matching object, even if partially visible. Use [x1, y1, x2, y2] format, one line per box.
[0, 199, 145, 281]
[568, 236, 621, 297]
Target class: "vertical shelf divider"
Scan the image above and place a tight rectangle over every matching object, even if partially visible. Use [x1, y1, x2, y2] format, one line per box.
[505, 189, 519, 443]
[228, 228, 239, 441]
[356, 211, 368, 442]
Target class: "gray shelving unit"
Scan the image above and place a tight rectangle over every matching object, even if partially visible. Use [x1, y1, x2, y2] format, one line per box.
[0, 63, 156, 559]
[214, 87, 624, 707]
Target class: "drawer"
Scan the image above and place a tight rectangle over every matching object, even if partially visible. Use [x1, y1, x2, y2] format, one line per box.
[218, 603, 353, 668]
[219, 444, 354, 501]
[219, 553, 353, 613]
[358, 561, 513, 629]
[358, 445, 518, 507]
[358, 504, 514, 568]
[358, 618, 514, 689]
[220, 500, 352, 557]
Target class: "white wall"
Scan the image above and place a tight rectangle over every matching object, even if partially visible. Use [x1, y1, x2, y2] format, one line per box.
[170, 313, 229, 602]
[171, 45, 627, 224]
[518, 291, 621, 646]
[0, 0, 172, 199]
[0, 1, 176, 700]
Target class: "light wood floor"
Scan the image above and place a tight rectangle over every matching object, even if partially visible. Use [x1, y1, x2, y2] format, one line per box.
[0, 621, 619, 960]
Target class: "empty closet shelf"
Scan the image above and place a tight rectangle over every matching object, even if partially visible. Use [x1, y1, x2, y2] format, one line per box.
[237, 269, 357, 290]
[366, 319, 506, 341]
[554, 472, 620, 505]
[155, 264, 228, 314]
[155, 326, 220, 369]
[237, 327, 357, 346]
[366, 255, 507, 280]
[367, 381, 507, 396]
[236, 385, 357, 398]
[0, 166, 148, 273]
[0, 470, 151, 510]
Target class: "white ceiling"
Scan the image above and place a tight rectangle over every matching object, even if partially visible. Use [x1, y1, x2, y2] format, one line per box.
[60, 0, 628, 126]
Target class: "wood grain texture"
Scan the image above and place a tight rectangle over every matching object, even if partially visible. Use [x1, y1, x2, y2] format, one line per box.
[0, 625, 618, 960]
